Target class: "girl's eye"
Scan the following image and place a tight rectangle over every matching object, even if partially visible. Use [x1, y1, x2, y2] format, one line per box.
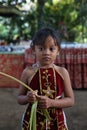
[50, 47, 55, 51]
[39, 47, 43, 51]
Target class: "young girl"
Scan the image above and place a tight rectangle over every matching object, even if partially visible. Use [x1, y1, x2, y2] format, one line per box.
[18, 27, 74, 130]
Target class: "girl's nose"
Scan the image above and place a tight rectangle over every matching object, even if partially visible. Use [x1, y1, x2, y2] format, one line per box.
[43, 49, 50, 54]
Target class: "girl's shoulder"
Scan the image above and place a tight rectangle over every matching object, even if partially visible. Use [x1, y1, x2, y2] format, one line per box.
[54, 64, 69, 80]
[22, 66, 33, 75]
[22, 64, 39, 77]
[21, 66, 36, 80]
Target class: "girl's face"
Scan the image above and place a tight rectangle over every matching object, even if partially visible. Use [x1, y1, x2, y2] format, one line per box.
[34, 36, 59, 67]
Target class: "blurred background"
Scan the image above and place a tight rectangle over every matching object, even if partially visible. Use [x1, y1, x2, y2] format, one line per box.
[0, 0, 87, 45]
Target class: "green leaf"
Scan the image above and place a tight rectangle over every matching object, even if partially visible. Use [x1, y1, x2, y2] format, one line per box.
[30, 101, 38, 130]
[42, 109, 51, 121]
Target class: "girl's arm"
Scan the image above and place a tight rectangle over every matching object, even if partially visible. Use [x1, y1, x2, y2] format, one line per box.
[17, 68, 36, 105]
[50, 67, 74, 108]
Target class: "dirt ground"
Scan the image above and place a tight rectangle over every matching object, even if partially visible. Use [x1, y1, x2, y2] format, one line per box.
[0, 88, 87, 130]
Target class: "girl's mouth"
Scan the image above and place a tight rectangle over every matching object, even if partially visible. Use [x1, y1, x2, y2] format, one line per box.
[42, 56, 51, 61]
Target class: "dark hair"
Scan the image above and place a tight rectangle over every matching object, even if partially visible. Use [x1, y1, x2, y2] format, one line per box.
[31, 27, 61, 50]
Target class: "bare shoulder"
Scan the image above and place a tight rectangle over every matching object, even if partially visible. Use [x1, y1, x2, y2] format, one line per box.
[54, 65, 69, 80]
[22, 66, 33, 75]
[21, 66, 34, 82]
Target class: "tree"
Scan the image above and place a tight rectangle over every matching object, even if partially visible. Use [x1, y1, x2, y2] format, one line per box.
[0, 0, 87, 43]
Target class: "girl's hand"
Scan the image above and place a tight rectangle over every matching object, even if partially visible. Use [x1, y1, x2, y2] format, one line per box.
[37, 95, 52, 109]
[26, 91, 37, 103]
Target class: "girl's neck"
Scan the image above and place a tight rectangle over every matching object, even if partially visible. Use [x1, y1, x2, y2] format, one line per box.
[35, 62, 54, 68]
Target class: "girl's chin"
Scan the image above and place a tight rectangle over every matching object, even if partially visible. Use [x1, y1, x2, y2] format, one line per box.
[39, 62, 54, 67]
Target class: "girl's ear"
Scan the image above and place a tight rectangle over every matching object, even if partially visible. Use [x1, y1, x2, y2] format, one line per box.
[57, 52, 59, 55]
[31, 48, 35, 53]
[31, 47, 35, 54]
[31, 49, 36, 58]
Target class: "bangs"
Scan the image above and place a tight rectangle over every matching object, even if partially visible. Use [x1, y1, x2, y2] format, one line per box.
[31, 27, 61, 50]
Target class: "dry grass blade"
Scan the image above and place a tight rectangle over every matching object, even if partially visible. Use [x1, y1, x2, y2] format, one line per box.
[0, 72, 34, 92]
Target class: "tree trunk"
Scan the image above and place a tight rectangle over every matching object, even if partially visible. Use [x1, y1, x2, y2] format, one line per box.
[37, 0, 46, 29]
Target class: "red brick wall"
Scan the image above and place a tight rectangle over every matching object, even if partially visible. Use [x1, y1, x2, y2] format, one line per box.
[0, 53, 24, 87]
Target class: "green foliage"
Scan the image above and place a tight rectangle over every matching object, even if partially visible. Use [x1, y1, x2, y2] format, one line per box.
[0, 0, 87, 43]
